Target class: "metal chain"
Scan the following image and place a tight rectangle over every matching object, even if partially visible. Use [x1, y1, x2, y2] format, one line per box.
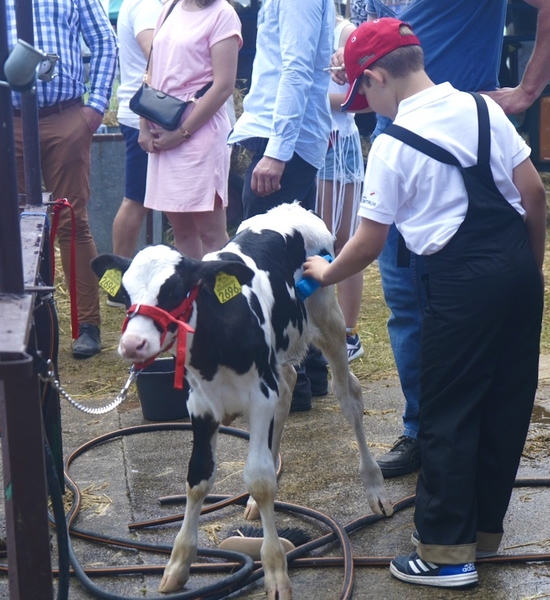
[39, 359, 137, 415]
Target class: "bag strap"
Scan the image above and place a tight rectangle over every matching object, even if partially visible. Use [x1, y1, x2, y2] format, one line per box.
[144, 0, 180, 79]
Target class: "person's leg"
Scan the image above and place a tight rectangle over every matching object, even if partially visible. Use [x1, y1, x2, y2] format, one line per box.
[166, 212, 203, 259]
[112, 198, 148, 258]
[475, 261, 542, 555]
[167, 196, 229, 259]
[318, 178, 363, 326]
[375, 224, 426, 476]
[18, 105, 101, 357]
[192, 195, 230, 255]
[413, 266, 532, 563]
[333, 181, 364, 361]
[390, 270, 504, 589]
[112, 123, 149, 259]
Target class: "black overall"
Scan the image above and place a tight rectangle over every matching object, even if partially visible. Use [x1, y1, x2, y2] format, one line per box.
[385, 93, 543, 564]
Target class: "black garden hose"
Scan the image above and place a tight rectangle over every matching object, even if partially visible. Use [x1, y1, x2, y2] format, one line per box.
[8, 421, 550, 600]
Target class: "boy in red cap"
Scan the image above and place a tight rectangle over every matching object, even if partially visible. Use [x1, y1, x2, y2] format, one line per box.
[304, 17, 546, 589]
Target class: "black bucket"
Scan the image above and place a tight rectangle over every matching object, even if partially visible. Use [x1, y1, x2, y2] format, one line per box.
[135, 357, 190, 421]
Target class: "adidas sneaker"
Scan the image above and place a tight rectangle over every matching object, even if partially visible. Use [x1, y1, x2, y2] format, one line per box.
[390, 551, 478, 588]
[346, 332, 364, 362]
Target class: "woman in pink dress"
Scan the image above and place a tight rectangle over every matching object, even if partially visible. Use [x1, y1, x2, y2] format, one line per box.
[139, 0, 242, 258]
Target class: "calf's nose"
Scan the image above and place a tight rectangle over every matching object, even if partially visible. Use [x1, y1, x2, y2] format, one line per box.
[119, 334, 149, 360]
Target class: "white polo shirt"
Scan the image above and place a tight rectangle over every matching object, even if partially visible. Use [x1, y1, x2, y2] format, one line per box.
[358, 82, 531, 255]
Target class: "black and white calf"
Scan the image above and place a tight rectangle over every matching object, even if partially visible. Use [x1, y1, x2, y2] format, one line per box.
[92, 202, 393, 599]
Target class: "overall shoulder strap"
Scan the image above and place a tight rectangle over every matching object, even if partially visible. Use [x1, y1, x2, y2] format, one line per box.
[383, 124, 462, 167]
[469, 92, 491, 167]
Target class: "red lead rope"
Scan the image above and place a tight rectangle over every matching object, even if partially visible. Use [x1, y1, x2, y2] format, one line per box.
[121, 286, 200, 389]
[49, 198, 79, 339]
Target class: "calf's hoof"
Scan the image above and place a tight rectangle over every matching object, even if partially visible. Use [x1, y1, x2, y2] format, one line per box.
[159, 568, 188, 594]
[243, 497, 261, 521]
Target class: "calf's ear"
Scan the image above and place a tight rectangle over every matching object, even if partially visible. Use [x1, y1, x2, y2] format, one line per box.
[91, 254, 132, 279]
[197, 260, 255, 289]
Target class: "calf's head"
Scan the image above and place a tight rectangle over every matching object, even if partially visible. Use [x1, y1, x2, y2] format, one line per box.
[92, 245, 253, 364]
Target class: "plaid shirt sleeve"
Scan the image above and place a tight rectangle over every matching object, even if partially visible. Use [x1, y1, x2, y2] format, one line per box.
[78, 0, 118, 114]
[7, 0, 118, 112]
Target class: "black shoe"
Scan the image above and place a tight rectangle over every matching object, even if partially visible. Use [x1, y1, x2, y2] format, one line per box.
[72, 324, 101, 359]
[377, 435, 421, 478]
[291, 367, 312, 412]
[304, 346, 328, 397]
[310, 380, 328, 398]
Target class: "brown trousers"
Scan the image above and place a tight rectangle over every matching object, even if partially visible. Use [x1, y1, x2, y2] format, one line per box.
[14, 103, 100, 328]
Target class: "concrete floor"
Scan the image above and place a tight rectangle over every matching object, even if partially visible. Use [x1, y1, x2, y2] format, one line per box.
[2, 369, 550, 599]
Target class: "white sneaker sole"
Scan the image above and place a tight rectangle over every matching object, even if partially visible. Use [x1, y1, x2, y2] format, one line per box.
[347, 346, 365, 362]
[106, 299, 125, 309]
[390, 563, 478, 588]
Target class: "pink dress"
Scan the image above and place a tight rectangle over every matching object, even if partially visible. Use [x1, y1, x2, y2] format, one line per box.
[144, 0, 242, 212]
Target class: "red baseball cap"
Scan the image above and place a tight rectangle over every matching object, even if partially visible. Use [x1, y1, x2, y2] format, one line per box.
[341, 18, 421, 112]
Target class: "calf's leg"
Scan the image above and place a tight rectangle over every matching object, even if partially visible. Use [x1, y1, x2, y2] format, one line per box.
[309, 290, 394, 517]
[245, 402, 292, 600]
[159, 413, 219, 593]
[244, 365, 295, 521]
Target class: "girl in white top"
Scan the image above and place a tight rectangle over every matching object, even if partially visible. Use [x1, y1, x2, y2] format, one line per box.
[316, 9, 365, 362]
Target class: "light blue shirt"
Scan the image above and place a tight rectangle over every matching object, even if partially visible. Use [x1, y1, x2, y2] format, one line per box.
[228, 0, 334, 169]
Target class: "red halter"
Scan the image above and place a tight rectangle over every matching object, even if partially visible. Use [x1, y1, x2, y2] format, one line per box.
[121, 286, 199, 389]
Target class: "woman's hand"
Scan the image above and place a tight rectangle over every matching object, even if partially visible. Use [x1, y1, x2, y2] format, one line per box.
[330, 47, 348, 85]
[151, 127, 187, 152]
[138, 122, 156, 153]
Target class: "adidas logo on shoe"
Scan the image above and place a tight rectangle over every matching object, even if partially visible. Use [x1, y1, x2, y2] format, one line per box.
[390, 551, 478, 588]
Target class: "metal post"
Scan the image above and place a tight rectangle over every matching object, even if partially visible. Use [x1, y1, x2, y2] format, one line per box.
[0, 0, 24, 294]
[14, 0, 42, 207]
[0, 0, 55, 596]
[0, 356, 54, 599]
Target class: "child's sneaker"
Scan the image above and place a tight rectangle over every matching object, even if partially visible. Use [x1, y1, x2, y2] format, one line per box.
[106, 290, 126, 309]
[390, 551, 478, 588]
[346, 331, 364, 362]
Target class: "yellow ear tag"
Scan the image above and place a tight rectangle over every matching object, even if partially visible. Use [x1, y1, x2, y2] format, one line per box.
[99, 268, 123, 297]
[214, 272, 242, 304]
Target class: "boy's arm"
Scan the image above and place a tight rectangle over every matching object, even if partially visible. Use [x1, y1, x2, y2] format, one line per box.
[303, 218, 390, 285]
[514, 157, 547, 270]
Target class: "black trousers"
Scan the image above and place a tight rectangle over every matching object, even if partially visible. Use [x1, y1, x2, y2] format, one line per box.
[415, 255, 543, 562]
[241, 138, 318, 220]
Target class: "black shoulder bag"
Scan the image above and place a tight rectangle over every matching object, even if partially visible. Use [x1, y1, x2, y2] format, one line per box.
[129, 0, 212, 131]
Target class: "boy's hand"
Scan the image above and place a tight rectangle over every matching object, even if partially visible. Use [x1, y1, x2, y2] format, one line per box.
[303, 255, 332, 285]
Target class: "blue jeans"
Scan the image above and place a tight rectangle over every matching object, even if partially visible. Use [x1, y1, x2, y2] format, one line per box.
[378, 224, 427, 440]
